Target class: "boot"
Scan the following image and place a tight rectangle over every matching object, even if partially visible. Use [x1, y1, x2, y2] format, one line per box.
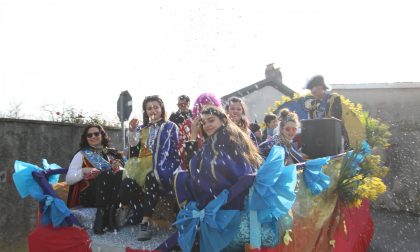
[93, 207, 106, 234]
[107, 204, 119, 232]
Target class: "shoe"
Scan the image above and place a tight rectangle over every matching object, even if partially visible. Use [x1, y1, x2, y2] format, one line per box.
[107, 204, 119, 232]
[93, 208, 106, 235]
[137, 222, 152, 241]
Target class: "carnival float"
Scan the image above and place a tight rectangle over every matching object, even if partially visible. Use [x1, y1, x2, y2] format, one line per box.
[12, 93, 390, 252]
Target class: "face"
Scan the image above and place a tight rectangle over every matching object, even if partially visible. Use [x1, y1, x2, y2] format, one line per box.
[281, 121, 298, 141]
[146, 101, 162, 123]
[267, 118, 279, 129]
[200, 113, 224, 137]
[177, 99, 189, 113]
[311, 85, 326, 100]
[254, 129, 262, 138]
[86, 127, 102, 147]
[227, 102, 243, 123]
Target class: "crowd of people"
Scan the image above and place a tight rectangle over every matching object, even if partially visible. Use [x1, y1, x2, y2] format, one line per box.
[64, 75, 349, 249]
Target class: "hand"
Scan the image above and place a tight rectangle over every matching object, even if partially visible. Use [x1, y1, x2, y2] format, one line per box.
[129, 118, 140, 131]
[83, 168, 101, 180]
[190, 117, 201, 140]
[111, 159, 122, 173]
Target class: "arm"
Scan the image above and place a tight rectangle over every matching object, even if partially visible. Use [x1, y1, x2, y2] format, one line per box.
[65, 152, 84, 185]
[154, 122, 180, 173]
[330, 95, 343, 120]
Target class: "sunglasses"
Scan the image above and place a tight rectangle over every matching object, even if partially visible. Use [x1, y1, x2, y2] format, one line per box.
[284, 126, 297, 133]
[177, 103, 187, 107]
[87, 132, 101, 138]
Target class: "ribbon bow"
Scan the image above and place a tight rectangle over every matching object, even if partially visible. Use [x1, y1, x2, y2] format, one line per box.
[41, 195, 72, 227]
[174, 190, 241, 252]
[303, 156, 331, 195]
[250, 146, 297, 223]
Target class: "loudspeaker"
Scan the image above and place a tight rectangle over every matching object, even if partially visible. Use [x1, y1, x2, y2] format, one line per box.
[301, 118, 342, 159]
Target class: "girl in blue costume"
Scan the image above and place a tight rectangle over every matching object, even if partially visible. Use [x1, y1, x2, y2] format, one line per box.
[66, 124, 125, 234]
[259, 108, 304, 164]
[225, 96, 259, 146]
[126, 95, 180, 241]
[174, 106, 297, 251]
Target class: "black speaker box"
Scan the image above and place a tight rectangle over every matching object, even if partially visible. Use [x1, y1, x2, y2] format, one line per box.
[301, 118, 342, 159]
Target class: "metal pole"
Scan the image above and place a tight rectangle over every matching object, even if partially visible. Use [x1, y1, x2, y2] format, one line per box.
[121, 121, 125, 149]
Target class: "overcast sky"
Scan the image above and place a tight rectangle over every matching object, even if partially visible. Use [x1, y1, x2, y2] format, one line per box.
[1, 0, 419, 122]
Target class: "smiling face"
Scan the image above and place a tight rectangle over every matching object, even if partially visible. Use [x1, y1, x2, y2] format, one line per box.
[227, 101, 243, 123]
[267, 118, 279, 129]
[200, 113, 224, 137]
[86, 126, 102, 148]
[145, 100, 162, 123]
[177, 99, 189, 113]
[281, 121, 298, 141]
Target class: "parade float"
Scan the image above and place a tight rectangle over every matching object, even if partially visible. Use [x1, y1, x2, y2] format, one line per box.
[12, 93, 390, 252]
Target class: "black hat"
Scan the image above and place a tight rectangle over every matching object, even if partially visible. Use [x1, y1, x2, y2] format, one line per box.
[306, 75, 329, 90]
[178, 95, 190, 103]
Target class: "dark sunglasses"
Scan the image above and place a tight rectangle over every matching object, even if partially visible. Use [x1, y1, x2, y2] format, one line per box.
[284, 126, 297, 133]
[87, 132, 101, 138]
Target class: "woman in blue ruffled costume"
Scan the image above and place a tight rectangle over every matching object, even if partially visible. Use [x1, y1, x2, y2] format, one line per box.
[173, 106, 298, 252]
[125, 95, 180, 241]
[66, 124, 125, 234]
[259, 108, 304, 164]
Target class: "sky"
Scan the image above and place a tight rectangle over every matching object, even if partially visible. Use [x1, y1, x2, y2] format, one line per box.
[1, 0, 419, 122]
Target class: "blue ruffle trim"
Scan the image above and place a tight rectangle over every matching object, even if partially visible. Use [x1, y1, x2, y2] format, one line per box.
[303, 157, 331, 195]
[249, 146, 297, 223]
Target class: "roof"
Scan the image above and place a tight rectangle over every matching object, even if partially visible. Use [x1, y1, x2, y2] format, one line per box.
[331, 82, 420, 90]
[221, 77, 296, 101]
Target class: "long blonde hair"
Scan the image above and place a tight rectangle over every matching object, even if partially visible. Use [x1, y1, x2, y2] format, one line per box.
[200, 106, 262, 168]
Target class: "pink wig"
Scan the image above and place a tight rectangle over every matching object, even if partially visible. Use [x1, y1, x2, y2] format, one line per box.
[192, 93, 222, 118]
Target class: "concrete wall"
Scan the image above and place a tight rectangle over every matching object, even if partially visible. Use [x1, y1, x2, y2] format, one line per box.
[240, 86, 288, 123]
[331, 85, 420, 214]
[0, 118, 123, 251]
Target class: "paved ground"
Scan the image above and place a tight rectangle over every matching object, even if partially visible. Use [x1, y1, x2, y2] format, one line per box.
[369, 208, 420, 252]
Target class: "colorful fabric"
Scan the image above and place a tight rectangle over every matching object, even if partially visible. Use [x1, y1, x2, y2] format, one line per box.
[80, 148, 112, 170]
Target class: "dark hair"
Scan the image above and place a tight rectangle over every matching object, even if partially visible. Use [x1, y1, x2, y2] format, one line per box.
[178, 95, 190, 103]
[249, 123, 261, 133]
[142, 95, 167, 125]
[224, 96, 250, 132]
[79, 124, 110, 149]
[264, 113, 277, 124]
[279, 108, 299, 129]
[200, 106, 262, 168]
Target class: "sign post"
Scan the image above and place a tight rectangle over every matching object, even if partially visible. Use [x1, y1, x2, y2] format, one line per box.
[117, 91, 132, 149]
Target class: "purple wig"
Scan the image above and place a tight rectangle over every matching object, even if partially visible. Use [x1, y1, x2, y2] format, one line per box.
[192, 93, 222, 118]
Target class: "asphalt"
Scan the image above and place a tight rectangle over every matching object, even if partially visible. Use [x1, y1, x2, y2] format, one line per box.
[369, 208, 420, 252]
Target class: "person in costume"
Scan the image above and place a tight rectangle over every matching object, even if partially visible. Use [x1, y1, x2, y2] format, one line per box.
[169, 95, 192, 127]
[225, 96, 259, 146]
[178, 92, 222, 170]
[306, 75, 350, 149]
[126, 95, 180, 241]
[259, 108, 304, 165]
[262, 113, 279, 142]
[249, 122, 263, 144]
[66, 124, 124, 234]
[173, 106, 297, 251]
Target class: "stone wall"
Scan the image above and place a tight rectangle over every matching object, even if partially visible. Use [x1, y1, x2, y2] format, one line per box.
[0, 118, 123, 251]
[331, 85, 420, 214]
